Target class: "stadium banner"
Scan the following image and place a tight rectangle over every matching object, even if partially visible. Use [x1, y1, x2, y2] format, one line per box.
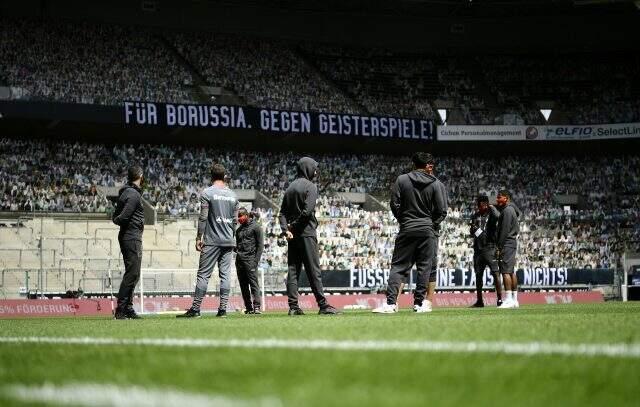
[299, 267, 614, 289]
[0, 100, 435, 140]
[0, 291, 605, 317]
[437, 123, 640, 141]
[541, 122, 640, 140]
[437, 125, 533, 141]
[123, 101, 436, 140]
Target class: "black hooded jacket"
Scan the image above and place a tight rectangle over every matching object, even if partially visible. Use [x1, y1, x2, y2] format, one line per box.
[470, 210, 498, 252]
[112, 183, 144, 241]
[390, 170, 448, 236]
[279, 157, 319, 238]
[494, 202, 521, 248]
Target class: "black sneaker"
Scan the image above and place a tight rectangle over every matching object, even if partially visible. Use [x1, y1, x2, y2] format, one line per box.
[125, 308, 143, 319]
[497, 299, 503, 307]
[114, 308, 128, 320]
[216, 309, 227, 318]
[244, 309, 255, 315]
[470, 301, 485, 308]
[288, 308, 305, 316]
[176, 308, 201, 318]
[318, 305, 341, 315]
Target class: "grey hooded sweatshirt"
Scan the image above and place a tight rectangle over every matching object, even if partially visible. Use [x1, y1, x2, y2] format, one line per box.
[495, 202, 521, 249]
[279, 157, 319, 238]
[390, 169, 448, 236]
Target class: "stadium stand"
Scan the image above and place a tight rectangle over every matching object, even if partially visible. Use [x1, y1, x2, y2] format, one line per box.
[169, 32, 361, 114]
[1, 18, 638, 124]
[0, 18, 195, 104]
[1, 137, 637, 298]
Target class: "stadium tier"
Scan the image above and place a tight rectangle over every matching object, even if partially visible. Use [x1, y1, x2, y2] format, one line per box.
[1, 17, 639, 124]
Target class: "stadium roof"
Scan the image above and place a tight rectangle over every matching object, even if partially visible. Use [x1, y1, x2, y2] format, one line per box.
[203, 0, 638, 17]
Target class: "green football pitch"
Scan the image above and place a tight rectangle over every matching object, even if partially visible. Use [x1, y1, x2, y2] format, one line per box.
[1, 302, 639, 407]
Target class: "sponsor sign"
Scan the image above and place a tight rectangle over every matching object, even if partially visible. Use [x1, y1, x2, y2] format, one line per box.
[438, 123, 640, 141]
[437, 125, 529, 141]
[0, 291, 604, 317]
[542, 122, 640, 140]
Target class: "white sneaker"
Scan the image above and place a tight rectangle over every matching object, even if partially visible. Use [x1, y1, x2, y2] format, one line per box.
[413, 300, 433, 313]
[513, 300, 520, 308]
[372, 303, 398, 313]
[498, 299, 516, 309]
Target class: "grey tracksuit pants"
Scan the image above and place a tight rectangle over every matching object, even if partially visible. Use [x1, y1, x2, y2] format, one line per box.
[191, 245, 233, 311]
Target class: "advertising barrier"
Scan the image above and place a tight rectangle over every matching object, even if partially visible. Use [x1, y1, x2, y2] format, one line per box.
[0, 291, 605, 318]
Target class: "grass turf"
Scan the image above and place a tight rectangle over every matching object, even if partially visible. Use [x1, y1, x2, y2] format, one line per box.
[1, 302, 639, 406]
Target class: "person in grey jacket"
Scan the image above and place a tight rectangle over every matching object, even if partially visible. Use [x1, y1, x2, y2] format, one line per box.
[279, 157, 339, 315]
[492, 190, 521, 309]
[235, 207, 264, 314]
[112, 165, 145, 320]
[178, 163, 238, 318]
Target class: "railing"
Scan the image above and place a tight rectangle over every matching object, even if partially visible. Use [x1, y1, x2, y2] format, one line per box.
[0, 268, 75, 297]
[45, 237, 113, 256]
[0, 218, 35, 239]
[144, 249, 185, 267]
[186, 239, 197, 255]
[178, 228, 196, 245]
[94, 227, 159, 246]
[0, 248, 57, 267]
[57, 258, 123, 289]
[61, 219, 91, 235]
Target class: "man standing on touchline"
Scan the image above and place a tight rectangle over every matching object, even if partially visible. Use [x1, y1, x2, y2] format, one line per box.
[178, 163, 238, 318]
[235, 207, 264, 314]
[112, 165, 145, 320]
[279, 157, 340, 315]
[493, 190, 521, 309]
[469, 195, 502, 308]
[373, 152, 448, 314]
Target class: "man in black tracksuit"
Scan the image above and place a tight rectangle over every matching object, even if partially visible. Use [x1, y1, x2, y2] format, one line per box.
[235, 207, 264, 314]
[112, 165, 145, 319]
[469, 195, 502, 308]
[493, 190, 521, 309]
[374, 152, 448, 313]
[279, 157, 339, 315]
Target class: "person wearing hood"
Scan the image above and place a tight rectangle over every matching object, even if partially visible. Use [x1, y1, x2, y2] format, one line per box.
[235, 207, 264, 314]
[279, 157, 340, 315]
[373, 152, 448, 314]
[112, 165, 145, 320]
[492, 190, 521, 309]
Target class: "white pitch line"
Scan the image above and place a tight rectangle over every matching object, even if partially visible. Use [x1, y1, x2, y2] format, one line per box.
[3, 382, 282, 407]
[1, 336, 640, 359]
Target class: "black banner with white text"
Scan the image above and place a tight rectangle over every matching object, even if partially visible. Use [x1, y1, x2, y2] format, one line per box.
[299, 268, 614, 289]
[123, 101, 435, 140]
